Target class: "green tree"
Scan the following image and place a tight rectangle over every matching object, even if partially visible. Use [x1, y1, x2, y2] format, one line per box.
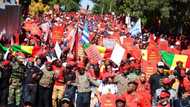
[92, 0, 116, 14]
[92, 0, 190, 35]
[49, 0, 80, 12]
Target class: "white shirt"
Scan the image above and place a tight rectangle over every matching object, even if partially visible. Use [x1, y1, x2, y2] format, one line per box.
[98, 83, 118, 95]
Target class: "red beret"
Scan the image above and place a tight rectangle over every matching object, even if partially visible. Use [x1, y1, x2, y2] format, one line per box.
[160, 91, 170, 98]
[2, 60, 10, 66]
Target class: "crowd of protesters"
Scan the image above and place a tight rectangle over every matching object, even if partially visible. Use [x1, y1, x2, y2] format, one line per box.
[0, 7, 190, 107]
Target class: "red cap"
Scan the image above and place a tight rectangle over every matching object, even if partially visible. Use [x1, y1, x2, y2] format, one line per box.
[2, 60, 10, 66]
[162, 78, 171, 85]
[160, 91, 170, 98]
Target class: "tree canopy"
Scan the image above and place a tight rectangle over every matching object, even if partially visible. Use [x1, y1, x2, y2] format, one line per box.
[92, 0, 190, 35]
[49, 0, 80, 11]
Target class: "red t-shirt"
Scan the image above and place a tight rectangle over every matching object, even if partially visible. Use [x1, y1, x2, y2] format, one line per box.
[124, 92, 140, 107]
[137, 83, 151, 107]
[52, 65, 64, 86]
[100, 93, 116, 107]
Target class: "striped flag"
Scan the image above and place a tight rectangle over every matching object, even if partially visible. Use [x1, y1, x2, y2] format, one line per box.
[0, 43, 40, 57]
[11, 45, 41, 57]
[160, 50, 190, 69]
[80, 21, 90, 45]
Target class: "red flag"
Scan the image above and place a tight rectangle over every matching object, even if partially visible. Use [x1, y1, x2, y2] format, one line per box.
[147, 45, 160, 63]
[72, 29, 79, 60]
[52, 26, 64, 43]
[141, 60, 157, 78]
[15, 32, 19, 44]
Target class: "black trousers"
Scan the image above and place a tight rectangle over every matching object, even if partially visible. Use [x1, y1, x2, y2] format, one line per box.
[38, 85, 52, 107]
[0, 87, 9, 107]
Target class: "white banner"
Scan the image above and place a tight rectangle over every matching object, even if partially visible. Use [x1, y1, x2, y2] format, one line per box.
[110, 43, 125, 66]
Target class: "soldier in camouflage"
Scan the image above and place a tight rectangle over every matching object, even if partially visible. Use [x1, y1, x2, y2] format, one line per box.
[8, 56, 26, 107]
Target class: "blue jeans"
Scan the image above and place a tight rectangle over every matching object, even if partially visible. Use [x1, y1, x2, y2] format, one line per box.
[76, 92, 91, 107]
[23, 84, 37, 106]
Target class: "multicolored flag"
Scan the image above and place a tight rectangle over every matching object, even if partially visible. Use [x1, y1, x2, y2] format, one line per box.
[0, 43, 41, 57]
[160, 50, 190, 69]
[11, 45, 41, 57]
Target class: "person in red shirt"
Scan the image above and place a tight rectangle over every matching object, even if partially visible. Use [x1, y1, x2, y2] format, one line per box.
[124, 81, 141, 107]
[116, 96, 126, 107]
[137, 72, 151, 107]
[100, 93, 117, 107]
[157, 90, 171, 107]
[182, 70, 190, 99]
[52, 60, 65, 107]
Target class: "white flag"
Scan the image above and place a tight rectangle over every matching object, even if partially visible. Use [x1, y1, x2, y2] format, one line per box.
[110, 43, 125, 66]
[55, 42, 62, 59]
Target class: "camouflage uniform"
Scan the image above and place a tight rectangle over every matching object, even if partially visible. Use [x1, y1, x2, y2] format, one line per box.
[8, 61, 25, 106]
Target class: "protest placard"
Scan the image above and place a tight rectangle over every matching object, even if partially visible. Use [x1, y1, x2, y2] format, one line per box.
[85, 45, 102, 64]
[111, 43, 125, 66]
